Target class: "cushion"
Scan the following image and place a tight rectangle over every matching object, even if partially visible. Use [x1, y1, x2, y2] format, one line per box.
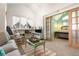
[0, 32, 8, 46]
[6, 50, 21, 56]
[1, 40, 17, 54]
[0, 48, 6, 56]
[0, 31, 11, 46]
[5, 31, 12, 40]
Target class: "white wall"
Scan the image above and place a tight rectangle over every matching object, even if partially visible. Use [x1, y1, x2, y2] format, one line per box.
[0, 3, 7, 32]
[7, 4, 36, 27]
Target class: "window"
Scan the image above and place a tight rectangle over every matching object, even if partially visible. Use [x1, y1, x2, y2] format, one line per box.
[12, 16, 20, 26]
[20, 17, 27, 26]
[12, 16, 32, 29]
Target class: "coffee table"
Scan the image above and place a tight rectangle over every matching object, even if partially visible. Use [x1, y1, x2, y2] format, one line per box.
[27, 38, 45, 56]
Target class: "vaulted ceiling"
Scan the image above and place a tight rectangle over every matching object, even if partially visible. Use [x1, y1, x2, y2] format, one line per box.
[8, 3, 75, 16]
[23, 3, 75, 16]
[7, 3, 78, 27]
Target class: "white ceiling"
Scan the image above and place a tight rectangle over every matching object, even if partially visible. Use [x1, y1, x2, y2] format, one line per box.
[23, 3, 75, 16]
[7, 3, 76, 16]
[8, 3, 73, 15]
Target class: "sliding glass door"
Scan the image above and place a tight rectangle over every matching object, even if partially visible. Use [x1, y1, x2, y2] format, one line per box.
[69, 7, 79, 48]
[46, 17, 51, 40]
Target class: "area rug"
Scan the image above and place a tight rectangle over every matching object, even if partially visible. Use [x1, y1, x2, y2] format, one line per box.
[22, 45, 56, 56]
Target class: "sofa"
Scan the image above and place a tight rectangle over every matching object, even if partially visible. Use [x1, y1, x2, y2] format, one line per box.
[0, 32, 21, 56]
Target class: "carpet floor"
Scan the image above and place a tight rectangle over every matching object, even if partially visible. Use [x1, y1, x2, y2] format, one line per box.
[22, 45, 56, 56]
[19, 38, 79, 56]
[46, 38, 79, 56]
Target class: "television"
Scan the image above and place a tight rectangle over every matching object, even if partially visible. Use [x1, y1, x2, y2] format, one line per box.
[35, 29, 42, 33]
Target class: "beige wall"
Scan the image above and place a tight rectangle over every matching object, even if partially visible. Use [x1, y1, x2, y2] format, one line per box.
[0, 3, 7, 32]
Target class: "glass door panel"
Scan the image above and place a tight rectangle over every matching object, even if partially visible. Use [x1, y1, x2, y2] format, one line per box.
[72, 31, 76, 46]
[78, 24, 79, 30]
[46, 18, 51, 40]
[72, 18, 76, 24]
[77, 10, 79, 17]
[69, 8, 79, 47]
[78, 17, 79, 23]
[78, 31, 79, 44]
[78, 18, 79, 45]
[72, 11, 77, 47]
[72, 24, 76, 30]
[72, 11, 76, 17]
[77, 10, 79, 46]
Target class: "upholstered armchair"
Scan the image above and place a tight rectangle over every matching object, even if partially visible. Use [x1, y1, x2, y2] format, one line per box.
[6, 26, 24, 40]
[6, 26, 17, 39]
[6, 26, 27, 54]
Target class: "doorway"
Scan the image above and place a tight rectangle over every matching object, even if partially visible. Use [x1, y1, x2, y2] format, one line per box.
[50, 11, 69, 41]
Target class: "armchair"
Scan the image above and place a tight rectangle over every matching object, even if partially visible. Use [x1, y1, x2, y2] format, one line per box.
[6, 26, 16, 39]
[6, 26, 26, 44]
[6, 26, 27, 55]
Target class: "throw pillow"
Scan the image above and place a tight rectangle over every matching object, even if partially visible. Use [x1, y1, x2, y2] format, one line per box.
[0, 32, 8, 46]
[0, 48, 6, 56]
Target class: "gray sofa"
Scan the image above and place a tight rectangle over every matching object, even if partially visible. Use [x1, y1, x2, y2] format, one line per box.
[0, 32, 21, 56]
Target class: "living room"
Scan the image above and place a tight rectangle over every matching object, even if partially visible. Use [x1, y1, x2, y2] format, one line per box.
[0, 3, 79, 56]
